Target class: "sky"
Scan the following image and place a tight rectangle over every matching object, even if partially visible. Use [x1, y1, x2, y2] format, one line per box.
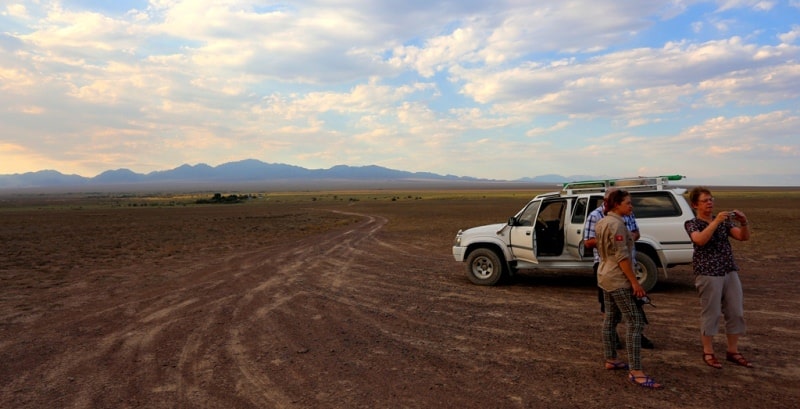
[1, 1, 799, 186]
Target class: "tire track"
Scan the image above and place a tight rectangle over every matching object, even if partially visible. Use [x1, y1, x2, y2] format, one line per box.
[224, 211, 388, 408]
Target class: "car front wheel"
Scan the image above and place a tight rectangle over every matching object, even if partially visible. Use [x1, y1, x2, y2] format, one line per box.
[465, 248, 505, 285]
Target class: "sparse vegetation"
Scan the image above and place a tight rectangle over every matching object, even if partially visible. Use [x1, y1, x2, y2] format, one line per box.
[195, 193, 253, 204]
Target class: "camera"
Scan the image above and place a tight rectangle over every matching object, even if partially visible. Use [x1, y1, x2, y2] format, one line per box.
[728, 211, 737, 220]
[637, 296, 656, 308]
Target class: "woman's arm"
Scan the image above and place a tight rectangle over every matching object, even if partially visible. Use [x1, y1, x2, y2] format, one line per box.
[619, 258, 645, 297]
[689, 213, 728, 246]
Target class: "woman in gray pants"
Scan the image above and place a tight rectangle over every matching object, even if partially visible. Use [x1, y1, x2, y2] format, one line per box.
[684, 186, 752, 369]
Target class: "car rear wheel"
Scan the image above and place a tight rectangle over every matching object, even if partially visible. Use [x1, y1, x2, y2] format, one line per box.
[465, 248, 505, 285]
[635, 252, 658, 292]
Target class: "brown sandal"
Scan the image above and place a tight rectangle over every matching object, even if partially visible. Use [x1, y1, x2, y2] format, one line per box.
[726, 352, 753, 368]
[703, 353, 722, 369]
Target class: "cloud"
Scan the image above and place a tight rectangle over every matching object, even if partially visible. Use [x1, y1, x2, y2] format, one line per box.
[389, 27, 483, 78]
[449, 36, 799, 132]
[2, 3, 28, 19]
[779, 25, 800, 44]
[716, 1, 777, 12]
[677, 110, 799, 143]
[0, 1, 798, 184]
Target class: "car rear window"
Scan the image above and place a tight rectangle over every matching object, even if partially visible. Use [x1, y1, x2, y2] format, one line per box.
[631, 192, 683, 218]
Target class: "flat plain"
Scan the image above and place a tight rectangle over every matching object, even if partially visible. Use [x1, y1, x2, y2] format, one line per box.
[1, 187, 799, 408]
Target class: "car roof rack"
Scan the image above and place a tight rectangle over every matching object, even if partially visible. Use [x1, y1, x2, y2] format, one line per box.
[561, 175, 685, 194]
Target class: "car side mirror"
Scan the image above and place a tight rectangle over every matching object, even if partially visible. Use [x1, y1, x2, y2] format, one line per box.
[508, 216, 516, 226]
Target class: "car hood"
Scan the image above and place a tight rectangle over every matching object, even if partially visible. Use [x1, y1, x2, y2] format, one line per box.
[461, 223, 508, 238]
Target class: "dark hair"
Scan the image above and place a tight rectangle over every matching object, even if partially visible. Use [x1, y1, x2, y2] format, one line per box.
[688, 186, 712, 205]
[603, 189, 630, 215]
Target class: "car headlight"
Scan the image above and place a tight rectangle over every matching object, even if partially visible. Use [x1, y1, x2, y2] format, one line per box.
[453, 230, 462, 246]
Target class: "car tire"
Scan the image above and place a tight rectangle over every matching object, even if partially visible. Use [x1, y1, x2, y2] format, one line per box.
[635, 252, 658, 292]
[465, 248, 505, 285]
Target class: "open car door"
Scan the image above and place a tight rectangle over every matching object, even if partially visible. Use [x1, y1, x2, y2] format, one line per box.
[566, 195, 603, 259]
[508, 200, 540, 263]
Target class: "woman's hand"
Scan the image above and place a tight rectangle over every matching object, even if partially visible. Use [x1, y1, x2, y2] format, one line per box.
[729, 209, 750, 241]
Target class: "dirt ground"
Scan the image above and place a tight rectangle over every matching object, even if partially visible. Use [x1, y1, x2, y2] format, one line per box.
[1, 188, 799, 408]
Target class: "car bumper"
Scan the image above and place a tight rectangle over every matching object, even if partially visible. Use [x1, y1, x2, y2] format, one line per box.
[452, 246, 466, 262]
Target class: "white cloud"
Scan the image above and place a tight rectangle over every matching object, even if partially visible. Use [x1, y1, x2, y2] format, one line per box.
[0, 0, 798, 184]
[716, 0, 776, 12]
[526, 121, 571, 137]
[779, 25, 800, 44]
[698, 63, 800, 106]
[677, 111, 798, 143]
[3, 3, 28, 18]
[389, 27, 483, 77]
[452, 36, 799, 129]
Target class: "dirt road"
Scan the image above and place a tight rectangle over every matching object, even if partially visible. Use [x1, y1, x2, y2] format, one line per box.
[1, 193, 798, 408]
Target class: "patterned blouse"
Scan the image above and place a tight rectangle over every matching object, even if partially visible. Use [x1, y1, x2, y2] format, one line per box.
[684, 216, 739, 276]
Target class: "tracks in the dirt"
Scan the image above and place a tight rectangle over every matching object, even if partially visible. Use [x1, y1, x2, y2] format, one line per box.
[4, 201, 799, 409]
[223, 210, 390, 408]
[89, 209, 395, 408]
[0, 208, 393, 408]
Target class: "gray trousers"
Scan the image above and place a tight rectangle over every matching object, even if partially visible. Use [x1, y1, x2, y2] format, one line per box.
[695, 271, 746, 336]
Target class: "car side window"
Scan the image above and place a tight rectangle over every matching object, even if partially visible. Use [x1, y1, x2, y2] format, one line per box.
[631, 192, 682, 218]
[516, 201, 541, 226]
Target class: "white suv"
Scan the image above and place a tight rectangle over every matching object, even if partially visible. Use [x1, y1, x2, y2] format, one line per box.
[452, 175, 694, 291]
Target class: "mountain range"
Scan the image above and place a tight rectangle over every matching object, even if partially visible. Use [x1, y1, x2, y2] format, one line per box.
[0, 159, 583, 190]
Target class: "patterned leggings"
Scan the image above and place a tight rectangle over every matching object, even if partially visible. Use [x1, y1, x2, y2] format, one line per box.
[603, 288, 647, 370]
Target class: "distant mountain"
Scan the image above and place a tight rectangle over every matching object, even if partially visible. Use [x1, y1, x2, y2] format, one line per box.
[93, 168, 146, 184]
[0, 160, 487, 189]
[0, 163, 800, 190]
[12, 160, 768, 190]
[0, 170, 88, 188]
